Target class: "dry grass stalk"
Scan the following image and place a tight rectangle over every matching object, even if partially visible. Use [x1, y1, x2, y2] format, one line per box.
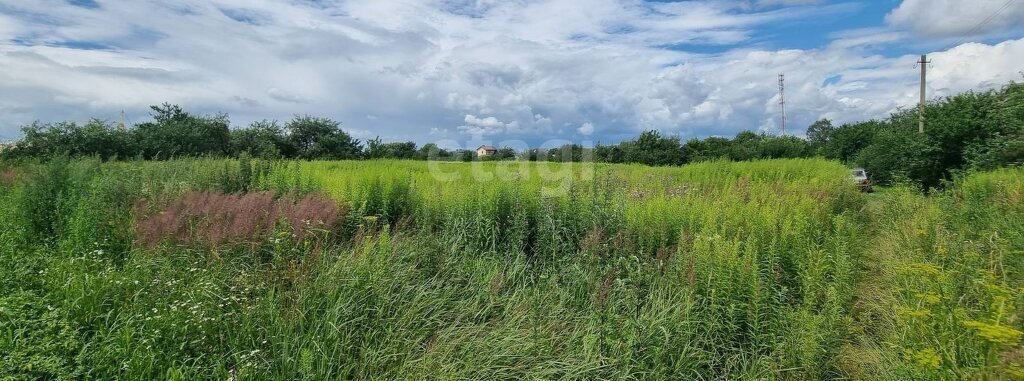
[595, 267, 618, 309]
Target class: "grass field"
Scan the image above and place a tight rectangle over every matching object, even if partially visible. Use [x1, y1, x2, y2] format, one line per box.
[1, 158, 1022, 379]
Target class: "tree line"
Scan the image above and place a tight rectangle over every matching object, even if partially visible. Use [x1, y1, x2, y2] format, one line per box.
[522, 81, 1023, 189]
[3, 82, 1022, 188]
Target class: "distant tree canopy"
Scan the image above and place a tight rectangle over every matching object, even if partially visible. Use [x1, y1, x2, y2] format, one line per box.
[285, 116, 362, 160]
[5, 105, 362, 162]
[366, 138, 418, 160]
[620, 130, 686, 166]
[3, 81, 1022, 189]
[135, 104, 231, 160]
[809, 82, 1024, 189]
[229, 120, 287, 159]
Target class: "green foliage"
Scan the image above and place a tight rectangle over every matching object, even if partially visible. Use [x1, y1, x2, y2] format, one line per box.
[135, 103, 231, 160]
[284, 115, 362, 160]
[6, 119, 134, 160]
[847, 168, 1024, 379]
[619, 130, 685, 166]
[494, 146, 517, 160]
[818, 120, 884, 163]
[17, 157, 75, 243]
[6, 158, 1021, 379]
[680, 131, 813, 163]
[855, 127, 940, 188]
[1, 158, 875, 379]
[806, 118, 834, 148]
[366, 137, 418, 160]
[229, 120, 287, 159]
[544, 143, 587, 162]
[811, 82, 1024, 189]
[5, 81, 1021, 191]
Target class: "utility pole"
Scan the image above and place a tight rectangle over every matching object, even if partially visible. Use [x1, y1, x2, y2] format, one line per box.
[916, 55, 930, 134]
[778, 73, 786, 135]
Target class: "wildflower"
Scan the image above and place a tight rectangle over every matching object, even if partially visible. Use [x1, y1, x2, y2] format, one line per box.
[915, 292, 941, 305]
[904, 348, 941, 369]
[963, 320, 1023, 346]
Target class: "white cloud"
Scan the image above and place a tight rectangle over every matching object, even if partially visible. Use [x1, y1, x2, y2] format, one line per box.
[0, 0, 1021, 144]
[887, 0, 1024, 38]
[578, 122, 594, 135]
[459, 114, 518, 136]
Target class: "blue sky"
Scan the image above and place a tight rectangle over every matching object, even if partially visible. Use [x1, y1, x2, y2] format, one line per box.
[1, 0, 1023, 147]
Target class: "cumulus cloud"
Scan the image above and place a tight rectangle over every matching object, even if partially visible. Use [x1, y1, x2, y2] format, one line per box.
[887, 0, 1024, 38]
[0, 0, 1021, 144]
[459, 114, 518, 136]
[578, 122, 595, 135]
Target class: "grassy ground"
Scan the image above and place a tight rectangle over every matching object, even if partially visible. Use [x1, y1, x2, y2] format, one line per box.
[0, 158, 1021, 380]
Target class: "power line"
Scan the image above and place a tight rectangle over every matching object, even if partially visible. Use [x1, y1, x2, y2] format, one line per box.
[943, 0, 1015, 51]
[913, 0, 1014, 134]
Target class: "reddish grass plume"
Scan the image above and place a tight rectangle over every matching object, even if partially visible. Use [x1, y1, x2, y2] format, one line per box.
[135, 191, 342, 249]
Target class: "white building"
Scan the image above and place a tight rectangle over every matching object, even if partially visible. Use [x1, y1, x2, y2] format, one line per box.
[476, 145, 497, 157]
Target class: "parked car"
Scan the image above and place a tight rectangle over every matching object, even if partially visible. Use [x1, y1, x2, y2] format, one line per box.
[850, 167, 873, 192]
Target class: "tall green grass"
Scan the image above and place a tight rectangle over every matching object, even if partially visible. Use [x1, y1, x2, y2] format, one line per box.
[844, 168, 1024, 379]
[2, 157, 1014, 379]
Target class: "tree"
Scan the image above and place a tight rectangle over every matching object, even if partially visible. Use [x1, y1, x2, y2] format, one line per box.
[544, 144, 588, 162]
[230, 120, 286, 159]
[134, 103, 230, 160]
[806, 119, 834, 150]
[6, 119, 134, 160]
[284, 116, 361, 160]
[684, 136, 731, 162]
[594, 144, 623, 163]
[366, 138, 418, 160]
[855, 128, 940, 189]
[821, 120, 884, 163]
[759, 135, 812, 159]
[495, 147, 517, 160]
[365, 137, 386, 159]
[620, 130, 685, 166]
[456, 149, 474, 162]
[727, 131, 762, 161]
[520, 148, 545, 162]
[418, 143, 450, 160]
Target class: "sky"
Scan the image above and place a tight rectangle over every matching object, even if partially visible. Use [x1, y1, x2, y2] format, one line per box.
[0, 0, 1023, 147]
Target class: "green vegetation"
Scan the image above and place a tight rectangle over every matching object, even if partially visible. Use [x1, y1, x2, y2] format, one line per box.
[4, 82, 1022, 190]
[2, 157, 1021, 379]
[843, 168, 1024, 379]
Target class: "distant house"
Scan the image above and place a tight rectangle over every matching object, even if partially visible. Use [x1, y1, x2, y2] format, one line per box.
[476, 145, 497, 157]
